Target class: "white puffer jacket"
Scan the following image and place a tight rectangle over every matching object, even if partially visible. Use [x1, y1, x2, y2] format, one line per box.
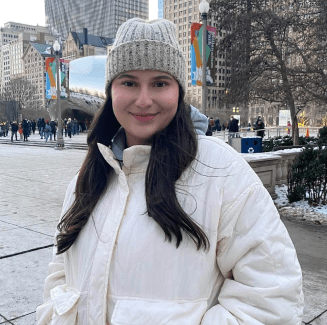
[36, 136, 304, 325]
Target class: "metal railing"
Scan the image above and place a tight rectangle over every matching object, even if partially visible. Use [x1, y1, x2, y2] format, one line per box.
[212, 126, 322, 142]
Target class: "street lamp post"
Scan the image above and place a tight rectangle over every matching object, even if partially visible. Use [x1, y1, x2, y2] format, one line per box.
[53, 40, 64, 149]
[199, 0, 210, 116]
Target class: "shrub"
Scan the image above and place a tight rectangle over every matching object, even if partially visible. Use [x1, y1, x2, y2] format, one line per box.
[263, 135, 317, 152]
[318, 126, 327, 143]
[287, 145, 327, 204]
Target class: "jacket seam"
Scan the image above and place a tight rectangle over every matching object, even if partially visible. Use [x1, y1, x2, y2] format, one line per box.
[107, 294, 208, 303]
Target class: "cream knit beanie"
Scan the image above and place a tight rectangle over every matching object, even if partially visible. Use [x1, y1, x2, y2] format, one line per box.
[106, 18, 186, 93]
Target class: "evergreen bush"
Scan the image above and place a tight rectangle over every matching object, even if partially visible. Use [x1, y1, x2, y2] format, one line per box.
[287, 145, 327, 204]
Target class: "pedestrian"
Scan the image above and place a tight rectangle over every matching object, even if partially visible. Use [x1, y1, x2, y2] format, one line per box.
[256, 118, 265, 138]
[44, 122, 52, 142]
[27, 120, 32, 136]
[214, 118, 221, 131]
[37, 18, 303, 325]
[205, 117, 213, 136]
[39, 118, 45, 139]
[67, 118, 72, 138]
[31, 120, 36, 134]
[10, 121, 18, 142]
[228, 115, 239, 137]
[37, 118, 41, 134]
[63, 118, 67, 137]
[4, 121, 9, 136]
[18, 123, 23, 139]
[22, 119, 29, 141]
[287, 121, 291, 135]
[50, 120, 57, 141]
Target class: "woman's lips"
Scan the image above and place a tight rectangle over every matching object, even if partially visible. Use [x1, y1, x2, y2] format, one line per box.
[132, 113, 157, 122]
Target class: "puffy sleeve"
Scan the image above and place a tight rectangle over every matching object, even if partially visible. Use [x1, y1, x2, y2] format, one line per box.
[36, 175, 78, 324]
[201, 182, 304, 325]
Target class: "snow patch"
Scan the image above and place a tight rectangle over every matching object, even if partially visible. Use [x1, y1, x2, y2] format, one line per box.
[274, 184, 327, 224]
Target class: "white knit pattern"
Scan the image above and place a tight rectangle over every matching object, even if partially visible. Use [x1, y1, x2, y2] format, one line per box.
[106, 18, 186, 92]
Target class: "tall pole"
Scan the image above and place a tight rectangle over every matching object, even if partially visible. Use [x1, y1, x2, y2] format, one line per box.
[201, 13, 207, 116]
[56, 51, 64, 148]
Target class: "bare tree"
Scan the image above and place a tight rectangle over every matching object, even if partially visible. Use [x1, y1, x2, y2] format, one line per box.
[1, 77, 38, 121]
[209, 0, 327, 144]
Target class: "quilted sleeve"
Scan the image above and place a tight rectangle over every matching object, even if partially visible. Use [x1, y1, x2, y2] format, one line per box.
[36, 175, 78, 324]
[201, 183, 304, 325]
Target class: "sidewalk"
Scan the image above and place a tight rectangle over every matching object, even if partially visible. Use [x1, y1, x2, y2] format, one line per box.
[0, 143, 326, 324]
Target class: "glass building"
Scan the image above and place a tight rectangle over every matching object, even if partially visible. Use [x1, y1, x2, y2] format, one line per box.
[45, 0, 149, 39]
[158, 0, 164, 18]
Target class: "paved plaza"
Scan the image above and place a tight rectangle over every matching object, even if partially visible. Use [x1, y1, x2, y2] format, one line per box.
[0, 137, 326, 324]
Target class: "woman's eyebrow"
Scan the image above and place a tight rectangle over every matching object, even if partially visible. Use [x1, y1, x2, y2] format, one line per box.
[117, 74, 173, 80]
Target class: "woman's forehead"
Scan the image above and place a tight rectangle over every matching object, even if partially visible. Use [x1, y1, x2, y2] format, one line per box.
[116, 70, 174, 80]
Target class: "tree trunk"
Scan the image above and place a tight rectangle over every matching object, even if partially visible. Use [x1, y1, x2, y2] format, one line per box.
[267, 29, 300, 145]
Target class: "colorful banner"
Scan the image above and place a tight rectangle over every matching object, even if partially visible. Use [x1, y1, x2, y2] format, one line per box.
[45, 58, 68, 99]
[190, 23, 217, 86]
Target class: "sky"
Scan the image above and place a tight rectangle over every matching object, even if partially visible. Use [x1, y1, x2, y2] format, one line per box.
[0, 0, 158, 29]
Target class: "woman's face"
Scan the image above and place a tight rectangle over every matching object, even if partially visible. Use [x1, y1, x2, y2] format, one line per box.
[111, 70, 179, 147]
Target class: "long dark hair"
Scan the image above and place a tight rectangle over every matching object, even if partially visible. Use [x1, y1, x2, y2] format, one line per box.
[56, 83, 209, 255]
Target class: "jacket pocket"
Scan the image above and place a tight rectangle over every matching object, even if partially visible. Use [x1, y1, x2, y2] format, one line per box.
[111, 299, 207, 325]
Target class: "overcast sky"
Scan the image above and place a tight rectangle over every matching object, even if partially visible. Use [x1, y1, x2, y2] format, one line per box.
[0, 0, 158, 29]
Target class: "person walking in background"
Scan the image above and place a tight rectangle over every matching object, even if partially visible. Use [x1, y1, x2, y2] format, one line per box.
[4, 122, 9, 137]
[287, 121, 291, 135]
[37, 17, 303, 325]
[18, 123, 23, 140]
[63, 118, 67, 137]
[214, 118, 221, 131]
[228, 115, 239, 137]
[22, 119, 29, 141]
[205, 117, 213, 136]
[44, 122, 52, 142]
[67, 118, 72, 138]
[10, 121, 18, 142]
[50, 120, 57, 141]
[39, 118, 45, 139]
[256, 118, 265, 138]
[31, 120, 36, 134]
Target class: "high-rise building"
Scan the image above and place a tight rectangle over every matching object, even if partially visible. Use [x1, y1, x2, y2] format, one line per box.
[158, 0, 164, 18]
[164, 0, 229, 120]
[45, 0, 149, 39]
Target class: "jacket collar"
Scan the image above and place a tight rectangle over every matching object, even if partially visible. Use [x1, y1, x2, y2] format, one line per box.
[97, 141, 151, 175]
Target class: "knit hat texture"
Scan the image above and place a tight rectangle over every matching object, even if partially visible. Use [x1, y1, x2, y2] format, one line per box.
[106, 18, 186, 93]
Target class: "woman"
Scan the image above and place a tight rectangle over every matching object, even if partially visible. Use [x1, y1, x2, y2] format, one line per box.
[37, 18, 303, 325]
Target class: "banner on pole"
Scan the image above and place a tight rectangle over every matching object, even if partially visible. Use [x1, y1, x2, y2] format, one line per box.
[45, 58, 68, 99]
[190, 23, 217, 86]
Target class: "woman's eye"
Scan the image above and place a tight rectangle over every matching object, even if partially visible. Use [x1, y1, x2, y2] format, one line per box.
[123, 81, 135, 87]
[155, 82, 167, 87]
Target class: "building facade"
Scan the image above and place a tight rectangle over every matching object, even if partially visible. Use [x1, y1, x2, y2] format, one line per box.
[0, 22, 55, 91]
[158, 0, 164, 18]
[164, 0, 231, 123]
[45, 0, 149, 39]
[62, 28, 114, 61]
[21, 43, 55, 110]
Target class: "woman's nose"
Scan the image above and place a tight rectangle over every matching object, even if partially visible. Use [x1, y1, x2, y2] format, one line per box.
[134, 87, 153, 108]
